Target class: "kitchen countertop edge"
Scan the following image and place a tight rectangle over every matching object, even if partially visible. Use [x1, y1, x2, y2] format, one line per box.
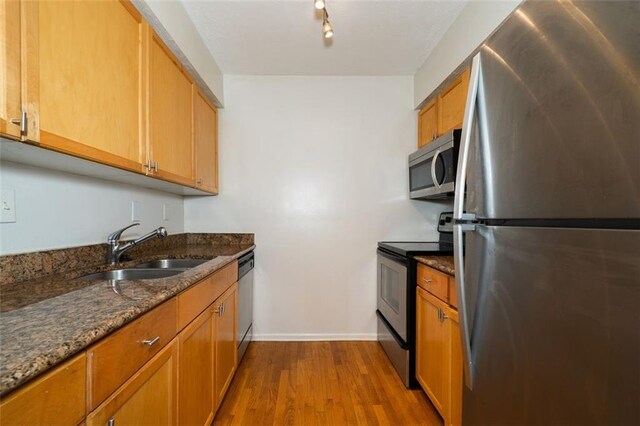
[0, 244, 255, 397]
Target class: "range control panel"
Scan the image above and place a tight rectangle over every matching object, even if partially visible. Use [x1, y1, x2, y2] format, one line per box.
[437, 211, 454, 234]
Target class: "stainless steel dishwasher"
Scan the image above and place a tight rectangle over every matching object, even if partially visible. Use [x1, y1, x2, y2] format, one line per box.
[237, 251, 254, 364]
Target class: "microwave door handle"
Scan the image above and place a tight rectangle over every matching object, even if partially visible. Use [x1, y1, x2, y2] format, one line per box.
[431, 148, 441, 190]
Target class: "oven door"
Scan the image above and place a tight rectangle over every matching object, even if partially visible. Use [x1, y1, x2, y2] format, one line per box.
[409, 140, 456, 200]
[377, 249, 408, 342]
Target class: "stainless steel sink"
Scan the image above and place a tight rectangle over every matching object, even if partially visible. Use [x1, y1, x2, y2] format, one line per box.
[133, 258, 213, 269]
[78, 268, 184, 281]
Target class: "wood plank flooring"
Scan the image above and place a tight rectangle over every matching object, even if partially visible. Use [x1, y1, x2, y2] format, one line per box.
[213, 341, 443, 426]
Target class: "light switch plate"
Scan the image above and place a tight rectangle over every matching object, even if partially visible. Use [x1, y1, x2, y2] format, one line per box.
[131, 201, 140, 222]
[0, 189, 16, 223]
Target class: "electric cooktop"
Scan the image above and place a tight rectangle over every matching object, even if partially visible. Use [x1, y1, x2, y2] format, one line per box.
[378, 212, 454, 257]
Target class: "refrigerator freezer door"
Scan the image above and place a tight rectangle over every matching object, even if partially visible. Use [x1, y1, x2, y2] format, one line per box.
[460, 226, 640, 425]
[465, 1, 640, 220]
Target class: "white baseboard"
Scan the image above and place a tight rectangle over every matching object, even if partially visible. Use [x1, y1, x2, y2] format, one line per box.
[252, 333, 377, 342]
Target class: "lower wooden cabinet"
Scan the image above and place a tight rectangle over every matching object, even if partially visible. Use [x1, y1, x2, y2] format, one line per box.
[2, 268, 239, 425]
[87, 339, 178, 426]
[214, 282, 238, 409]
[0, 353, 86, 426]
[416, 286, 462, 426]
[178, 308, 215, 426]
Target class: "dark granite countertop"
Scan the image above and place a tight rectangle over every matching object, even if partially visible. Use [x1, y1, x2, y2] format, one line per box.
[0, 233, 254, 396]
[414, 255, 455, 276]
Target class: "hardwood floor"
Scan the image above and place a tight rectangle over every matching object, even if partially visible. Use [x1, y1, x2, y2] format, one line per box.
[213, 341, 443, 426]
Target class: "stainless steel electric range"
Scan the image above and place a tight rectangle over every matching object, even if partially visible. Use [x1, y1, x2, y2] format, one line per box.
[376, 212, 454, 388]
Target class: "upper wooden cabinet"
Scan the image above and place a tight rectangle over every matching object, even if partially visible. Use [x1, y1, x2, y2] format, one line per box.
[147, 28, 195, 187]
[194, 90, 219, 194]
[418, 98, 438, 148]
[417, 68, 470, 148]
[438, 69, 470, 135]
[0, 0, 22, 140]
[4, 0, 219, 194]
[25, 0, 145, 172]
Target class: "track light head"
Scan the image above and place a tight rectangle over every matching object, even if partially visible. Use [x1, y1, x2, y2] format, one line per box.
[314, 0, 325, 10]
[322, 8, 333, 39]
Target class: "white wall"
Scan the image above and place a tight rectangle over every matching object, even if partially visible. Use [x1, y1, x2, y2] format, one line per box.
[185, 76, 450, 340]
[0, 161, 184, 255]
[414, 0, 522, 107]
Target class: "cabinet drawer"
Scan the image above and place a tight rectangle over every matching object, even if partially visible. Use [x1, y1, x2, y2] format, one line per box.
[87, 339, 177, 426]
[417, 263, 450, 303]
[177, 261, 238, 330]
[0, 353, 86, 426]
[87, 299, 177, 411]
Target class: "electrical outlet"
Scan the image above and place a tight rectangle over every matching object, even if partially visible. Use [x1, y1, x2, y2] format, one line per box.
[0, 190, 16, 223]
[131, 201, 140, 222]
[163, 204, 170, 221]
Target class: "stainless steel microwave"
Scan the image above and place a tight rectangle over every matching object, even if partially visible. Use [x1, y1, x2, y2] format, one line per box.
[409, 129, 460, 200]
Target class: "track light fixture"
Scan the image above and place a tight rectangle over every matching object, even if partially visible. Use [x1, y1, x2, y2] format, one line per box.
[314, 0, 325, 10]
[322, 7, 334, 39]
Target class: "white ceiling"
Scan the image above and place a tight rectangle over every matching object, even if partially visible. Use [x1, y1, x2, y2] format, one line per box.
[180, 0, 468, 75]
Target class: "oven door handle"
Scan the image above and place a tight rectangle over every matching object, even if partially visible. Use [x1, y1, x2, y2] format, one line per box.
[376, 310, 409, 350]
[377, 248, 408, 265]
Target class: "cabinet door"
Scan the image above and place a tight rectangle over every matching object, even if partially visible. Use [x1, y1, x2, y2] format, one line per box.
[0, 0, 21, 140]
[416, 286, 450, 416]
[148, 28, 194, 186]
[418, 98, 438, 148]
[438, 68, 470, 135]
[194, 90, 218, 194]
[0, 354, 86, 426]
[87, 340, 178, 426]
[178, 309, 214, 426]
[213, 283, 237, 409]
[27, 0, 145, 172]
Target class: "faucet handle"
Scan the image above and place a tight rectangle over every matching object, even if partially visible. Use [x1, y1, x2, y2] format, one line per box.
[107, 223, 139, 243]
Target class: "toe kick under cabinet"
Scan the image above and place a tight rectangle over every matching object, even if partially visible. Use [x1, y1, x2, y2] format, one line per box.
[0, 260, 239, 426]
[416, 263, 463, 426]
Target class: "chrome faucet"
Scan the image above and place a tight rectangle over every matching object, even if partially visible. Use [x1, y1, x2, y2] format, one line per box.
[107, 223, 168, 264]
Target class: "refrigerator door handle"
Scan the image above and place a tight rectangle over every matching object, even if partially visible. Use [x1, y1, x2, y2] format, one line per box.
[453, 53, 482, 221]
[454, 224, 475, 389]
[453, 52, 483, 390]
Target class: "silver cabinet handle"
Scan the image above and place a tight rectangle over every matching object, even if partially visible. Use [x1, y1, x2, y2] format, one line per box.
[422, 278, 432, 285]
[452, 52, 484, 391]
[107, 418, 115, 426]
[153, 161, 159, 173]
[213, 305, 222, 315]
[221, 302, 225, 315]
[141, 336, 160, 346]
[10, 112, 28, 136]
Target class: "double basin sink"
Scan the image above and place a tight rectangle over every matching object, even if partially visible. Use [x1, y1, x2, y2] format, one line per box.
[79, 258, 214, 281]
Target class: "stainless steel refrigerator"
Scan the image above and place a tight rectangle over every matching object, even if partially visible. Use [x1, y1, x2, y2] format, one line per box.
[452, 1, 640, 424]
